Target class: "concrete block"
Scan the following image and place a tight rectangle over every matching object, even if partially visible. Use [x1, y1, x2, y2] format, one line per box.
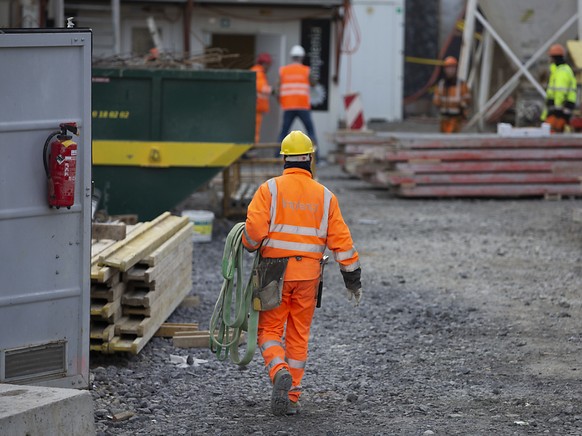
[0, 383, 95, 436]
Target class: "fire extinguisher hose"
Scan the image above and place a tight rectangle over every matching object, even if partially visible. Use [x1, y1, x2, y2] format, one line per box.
[43, 130, 61, 179]
[209, 222, 260, 366]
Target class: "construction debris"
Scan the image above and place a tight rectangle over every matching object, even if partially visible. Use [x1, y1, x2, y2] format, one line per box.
[90, 212, 194, 355]
[92, 47, 241, 71]
[334, 131, 582, 198]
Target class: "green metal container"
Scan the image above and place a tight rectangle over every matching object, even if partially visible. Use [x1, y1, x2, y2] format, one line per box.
[92, 68, 255, 220]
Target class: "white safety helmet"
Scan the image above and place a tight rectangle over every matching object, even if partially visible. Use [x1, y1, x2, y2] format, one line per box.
[290, 45, 306, 58]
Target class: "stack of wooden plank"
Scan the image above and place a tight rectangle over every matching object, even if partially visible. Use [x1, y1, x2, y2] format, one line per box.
[90, 212, 194, 354]
[334, 131, 582, 198]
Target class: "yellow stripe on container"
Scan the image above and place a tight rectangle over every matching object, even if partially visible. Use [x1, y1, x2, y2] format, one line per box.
[92, 140, 252, 167]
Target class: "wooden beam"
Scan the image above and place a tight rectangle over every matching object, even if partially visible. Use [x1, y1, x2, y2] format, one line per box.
[91, 222, 145, 266]
[140, 224, 193, 267]
[90, 323, 116, 341]
[127, 247, 192, 291]
[92, 222, 127, 241]
[90, 298, 121, 320]
[101, 214, 189, 271]
[155, 322, 199, 337]
[91, 281, 125, 303]
[112, 270, 192, 353]
[173, 333, 211, 349]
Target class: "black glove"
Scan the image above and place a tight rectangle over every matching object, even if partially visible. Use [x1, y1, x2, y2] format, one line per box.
[554, 109, 570, 121]
[564, 101, 575, 118]
[341, 268, 361, 291]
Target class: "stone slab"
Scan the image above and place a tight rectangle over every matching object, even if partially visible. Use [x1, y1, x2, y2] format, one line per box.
[0, 383, 95, 436]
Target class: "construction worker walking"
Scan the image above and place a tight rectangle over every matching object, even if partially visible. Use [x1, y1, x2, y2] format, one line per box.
[432, 56, 471, 133]
[242, 130, 362, 416]
[277, 46, 319, 156]
[542, 44, 577, 133]
[250, 53, 273, 144]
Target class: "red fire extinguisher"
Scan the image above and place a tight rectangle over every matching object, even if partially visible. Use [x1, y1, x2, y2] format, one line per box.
[43, 123, 79, 209]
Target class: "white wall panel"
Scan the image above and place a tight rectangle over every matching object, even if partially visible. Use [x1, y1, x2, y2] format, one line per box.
[338, 0, 404, 123]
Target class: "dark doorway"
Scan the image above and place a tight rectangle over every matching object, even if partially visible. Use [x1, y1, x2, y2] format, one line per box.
[207, 34, 256, 69]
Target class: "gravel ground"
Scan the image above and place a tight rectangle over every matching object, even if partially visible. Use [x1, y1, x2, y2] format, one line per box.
[91, 163, 582, 435]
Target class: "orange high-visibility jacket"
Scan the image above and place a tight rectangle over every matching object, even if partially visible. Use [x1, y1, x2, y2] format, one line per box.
[433, 78, 471, 116]
[250, 64, 272, 114]
[279, 63, 311, 111]
[242, 167, 360, 281]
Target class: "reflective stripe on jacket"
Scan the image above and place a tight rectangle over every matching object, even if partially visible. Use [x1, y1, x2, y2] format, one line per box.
[433, 79, 471, 116]
[279, 63, 311, 110]
[250, 64, 272, 114]
[242, 167, 360, 281]
[547, 63, 577, 111]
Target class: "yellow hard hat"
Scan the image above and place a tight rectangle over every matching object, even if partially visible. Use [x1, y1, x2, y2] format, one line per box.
[280, 130, 315, 155]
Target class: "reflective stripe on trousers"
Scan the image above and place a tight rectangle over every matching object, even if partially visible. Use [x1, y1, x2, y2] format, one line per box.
[259, 339, 286, 372]
[257, 277, 319, 402]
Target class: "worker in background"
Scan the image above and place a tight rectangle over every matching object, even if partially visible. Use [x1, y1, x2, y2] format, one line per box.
[277, 45, 319, 160]
[242, 130, 362, 416]
[250, 53, 273, 144]
[542, 43, 577, 133]
[432, 56, 471, 133]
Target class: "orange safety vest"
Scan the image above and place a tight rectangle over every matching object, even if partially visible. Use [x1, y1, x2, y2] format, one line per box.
[250, 64, 272, 114]
[279, 63, 311, 110]
[242, 167, 360, 281]
[433, 78, 471, 116]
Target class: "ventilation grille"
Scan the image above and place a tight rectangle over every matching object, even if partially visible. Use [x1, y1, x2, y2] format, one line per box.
[4, 341, 66, 382]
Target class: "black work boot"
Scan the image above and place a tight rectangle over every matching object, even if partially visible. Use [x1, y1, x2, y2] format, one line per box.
[287, 400, 301, 416]
[271, 368, 292, 416]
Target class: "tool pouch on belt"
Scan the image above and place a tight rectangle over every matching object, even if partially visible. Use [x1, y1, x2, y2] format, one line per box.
[252, 257, 289, 311]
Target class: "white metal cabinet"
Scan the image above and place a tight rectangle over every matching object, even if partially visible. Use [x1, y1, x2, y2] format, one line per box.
[0, 30, 92, 389]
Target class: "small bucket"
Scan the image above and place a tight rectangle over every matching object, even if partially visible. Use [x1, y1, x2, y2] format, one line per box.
[182, 210, 215, 242]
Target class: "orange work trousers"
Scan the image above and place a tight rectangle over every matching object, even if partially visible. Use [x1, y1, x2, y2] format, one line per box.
[545, 114, 568, 133]
[440, 115, 464, 133]
[258, 277, 319, 402]
[255, 112, 264, 144]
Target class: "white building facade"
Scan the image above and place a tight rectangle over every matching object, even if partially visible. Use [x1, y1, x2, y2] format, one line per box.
[6, 0, 404, 156]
